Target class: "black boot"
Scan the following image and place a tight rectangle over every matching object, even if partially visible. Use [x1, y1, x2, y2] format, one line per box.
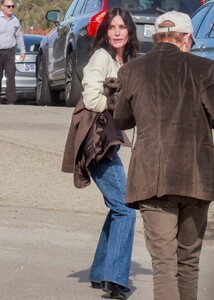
[91, 281, 102, 289]
[102, 281, 128, 299]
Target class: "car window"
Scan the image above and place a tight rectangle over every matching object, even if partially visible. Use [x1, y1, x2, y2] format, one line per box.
[194, 5, 214, 39]
[210, 23, 214, 39]
[73, 0, 86, 16]
[179, 0, 203, 15]
[107, 0, 202, 15]
[191, 5, 210, 34]
[108, 0, 153, 12]
[63, 0, 79, 20]
[124, 0, 153, 11]
[16, 37, 42, 53]
[107, 0, 122, 8]
[82, 0, 98, 13]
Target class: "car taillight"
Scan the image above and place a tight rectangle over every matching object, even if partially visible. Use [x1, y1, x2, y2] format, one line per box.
[87, 10, 107, 37]
[200, 0, 205, 4]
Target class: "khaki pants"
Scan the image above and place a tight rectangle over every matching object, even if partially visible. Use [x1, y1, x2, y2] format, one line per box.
[139, 196, 210, 300]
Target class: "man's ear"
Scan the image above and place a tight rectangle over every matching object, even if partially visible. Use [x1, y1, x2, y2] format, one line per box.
[180, 33, 191, 52]
[184, 33, 191, 45]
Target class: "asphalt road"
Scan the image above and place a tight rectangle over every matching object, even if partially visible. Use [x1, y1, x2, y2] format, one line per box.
[0, 105, 213, 227]
[0, 105, 213, 300]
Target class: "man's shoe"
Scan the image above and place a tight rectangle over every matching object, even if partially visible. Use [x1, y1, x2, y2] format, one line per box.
[6, 100, 16, 105]
[101, 281, 128, 299]
[2, 99, 16, 105]
[0, 98, 7, 104]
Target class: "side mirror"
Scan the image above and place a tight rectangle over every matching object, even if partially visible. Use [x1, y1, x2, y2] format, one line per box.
[46, 10, 60, 26]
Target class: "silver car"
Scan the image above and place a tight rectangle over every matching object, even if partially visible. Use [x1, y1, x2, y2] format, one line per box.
[1, 34, 43, 101]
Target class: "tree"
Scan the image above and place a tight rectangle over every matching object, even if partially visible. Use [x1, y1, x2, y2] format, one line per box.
[15, 0, 71, 34]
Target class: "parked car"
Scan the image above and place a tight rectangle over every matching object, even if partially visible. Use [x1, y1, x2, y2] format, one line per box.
[1, 34, 43, 101]
[191, 0, 214, 60]
[36, 0, 205, 107]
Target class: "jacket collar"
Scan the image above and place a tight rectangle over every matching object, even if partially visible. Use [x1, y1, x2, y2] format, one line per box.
[151, 42, 182, 53]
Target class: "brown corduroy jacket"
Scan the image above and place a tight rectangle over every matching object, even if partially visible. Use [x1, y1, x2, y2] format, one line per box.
[61, 77, 131, 188]
[114, 43, 214, 208]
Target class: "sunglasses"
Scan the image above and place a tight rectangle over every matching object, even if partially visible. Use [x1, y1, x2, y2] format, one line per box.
[3, 5, 15, 9]
[190, 36, 195, 49]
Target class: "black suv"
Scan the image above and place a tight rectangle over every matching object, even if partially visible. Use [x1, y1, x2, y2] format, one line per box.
[36, 0, 204, 107]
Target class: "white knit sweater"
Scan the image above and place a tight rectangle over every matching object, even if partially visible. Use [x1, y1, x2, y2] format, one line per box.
[82, 48, 120, 112]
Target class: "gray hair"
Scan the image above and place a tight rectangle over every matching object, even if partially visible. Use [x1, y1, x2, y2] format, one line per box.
[1, 0, 14, 5]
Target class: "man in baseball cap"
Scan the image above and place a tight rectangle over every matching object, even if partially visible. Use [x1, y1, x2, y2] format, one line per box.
[114, 10, 214, 300]
[153, 10, 195, 50]
[155, 10, 193, 33]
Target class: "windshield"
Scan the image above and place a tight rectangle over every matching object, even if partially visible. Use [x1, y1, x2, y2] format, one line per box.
[107, 0, 202, 16]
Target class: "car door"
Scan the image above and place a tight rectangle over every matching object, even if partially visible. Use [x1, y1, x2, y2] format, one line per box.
[50, 0, 85, 81]
[191, 4, 214, 60]
[74, 0, 103, 80]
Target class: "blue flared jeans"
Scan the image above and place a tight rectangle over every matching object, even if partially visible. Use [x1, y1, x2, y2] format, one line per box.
[89, 149, 136, 288]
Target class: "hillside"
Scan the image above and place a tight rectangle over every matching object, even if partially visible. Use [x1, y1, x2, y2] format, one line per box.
[15, 0, 71, 34]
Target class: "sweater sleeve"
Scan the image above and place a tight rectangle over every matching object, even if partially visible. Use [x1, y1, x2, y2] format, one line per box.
[82, 49, 117, 113]
[15, 18, 25, 54]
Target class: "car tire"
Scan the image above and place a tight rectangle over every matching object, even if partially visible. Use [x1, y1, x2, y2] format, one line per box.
[65, 52, 82, 107]
[36, 56, 59, 106]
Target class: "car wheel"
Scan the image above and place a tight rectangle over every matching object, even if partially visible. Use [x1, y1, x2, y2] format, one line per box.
[36, 56, 59, 106]
[65, 52, 82, 107]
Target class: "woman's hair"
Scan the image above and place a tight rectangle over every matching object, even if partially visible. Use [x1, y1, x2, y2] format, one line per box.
[91, 8, 139, 63]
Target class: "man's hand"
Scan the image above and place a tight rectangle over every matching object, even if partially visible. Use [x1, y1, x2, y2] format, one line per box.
[20, 53, 26, 61]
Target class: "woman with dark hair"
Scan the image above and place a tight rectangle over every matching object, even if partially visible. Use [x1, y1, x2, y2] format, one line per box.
[82, 7, 139, 300]
[90, 8, 139, 65]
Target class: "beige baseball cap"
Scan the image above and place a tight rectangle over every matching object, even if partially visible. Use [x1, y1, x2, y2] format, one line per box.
[155, 11, 193, 34]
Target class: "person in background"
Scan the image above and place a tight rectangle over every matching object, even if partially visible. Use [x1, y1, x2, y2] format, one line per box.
[62, 7, 139, 300]
[114, 11, 214, 300]
[0, 0, 25, 104]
